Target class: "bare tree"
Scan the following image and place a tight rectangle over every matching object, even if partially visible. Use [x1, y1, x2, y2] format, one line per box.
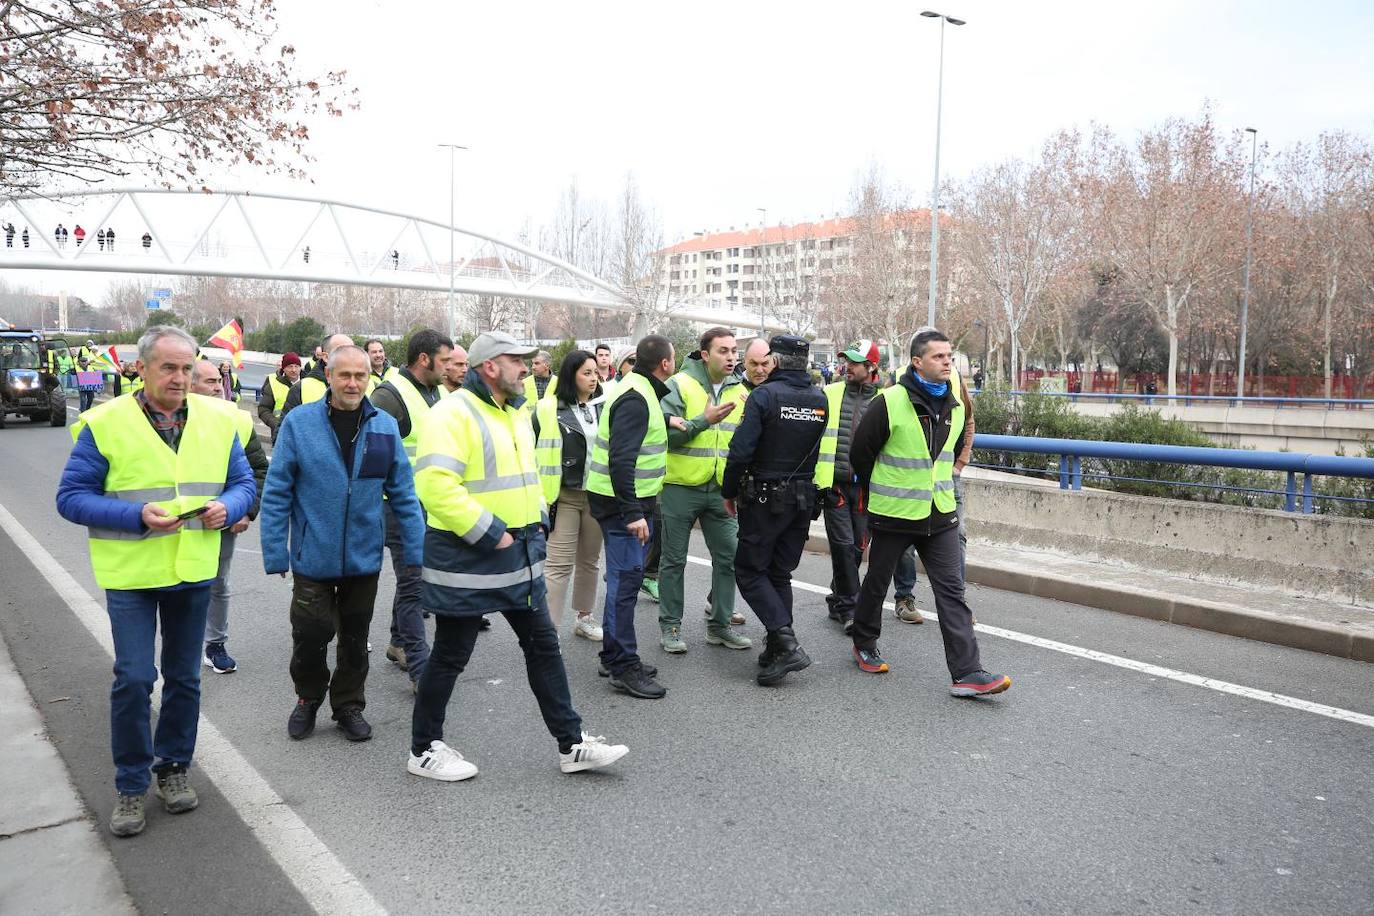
[1092, 114, 1244, 396]
[952, 129, 1083, 387]
[609, 172, 667, 334]
[824, 165, 926, 375]
[0, 0, 355, 192]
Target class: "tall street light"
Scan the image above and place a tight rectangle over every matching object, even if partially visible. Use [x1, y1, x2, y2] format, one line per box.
[1236, 127, 1258, 399]
[439, 143, 468, 341]
[756, 207, 768, 334]
[921, 10, 965, 329]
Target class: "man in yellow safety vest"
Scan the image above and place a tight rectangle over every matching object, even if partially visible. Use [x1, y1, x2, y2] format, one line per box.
[848, 329, 1010, 697]
[406, 331, 629, 781]
[56, 325, 257, 838]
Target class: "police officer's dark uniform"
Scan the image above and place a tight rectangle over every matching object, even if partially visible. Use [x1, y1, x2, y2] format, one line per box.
[721, 335, 829, 686]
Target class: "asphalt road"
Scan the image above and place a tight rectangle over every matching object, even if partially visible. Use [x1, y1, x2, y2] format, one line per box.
[1, 409, 1372, 915]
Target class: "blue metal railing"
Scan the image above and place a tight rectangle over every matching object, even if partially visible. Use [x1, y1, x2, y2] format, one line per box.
[990, 390, 1374, 410]
[972, 433, 1374, 513]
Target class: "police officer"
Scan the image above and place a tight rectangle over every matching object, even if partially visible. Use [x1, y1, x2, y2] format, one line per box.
[721, 335, 829, 686]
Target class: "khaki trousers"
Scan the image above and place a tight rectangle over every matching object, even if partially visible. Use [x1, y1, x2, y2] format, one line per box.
[544, 486, 603, 627]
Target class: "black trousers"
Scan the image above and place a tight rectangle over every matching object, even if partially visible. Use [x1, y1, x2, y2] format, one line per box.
[822, 481, 867, 618]
[289, 573, 379, 714]
[411, 610, 583, 755]
[735, 498, 812, 633]
[851, 522, 982, 679]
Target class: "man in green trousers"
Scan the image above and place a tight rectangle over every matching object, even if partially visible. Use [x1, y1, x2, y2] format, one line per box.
[657, 327, 753, 654]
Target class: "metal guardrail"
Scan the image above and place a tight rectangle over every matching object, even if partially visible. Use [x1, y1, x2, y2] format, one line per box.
[972, 433, 1374, 513]
[992, 390, 1374, 410]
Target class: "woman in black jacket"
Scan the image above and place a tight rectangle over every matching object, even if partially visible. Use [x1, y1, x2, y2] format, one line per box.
[533, 350, 606, 642]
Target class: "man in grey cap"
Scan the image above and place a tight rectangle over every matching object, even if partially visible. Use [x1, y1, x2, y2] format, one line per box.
[721, 335, 829, 686]
[408, 330, 629, 779]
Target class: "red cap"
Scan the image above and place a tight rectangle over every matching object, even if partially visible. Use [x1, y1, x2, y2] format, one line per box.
[281, 352, 301, 368]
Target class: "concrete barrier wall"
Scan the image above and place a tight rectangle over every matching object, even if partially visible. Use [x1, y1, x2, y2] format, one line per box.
[1067, 401, 1374, 456]
[962, 478, 1373, 608]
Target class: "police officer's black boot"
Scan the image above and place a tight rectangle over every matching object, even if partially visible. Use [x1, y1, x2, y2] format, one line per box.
[757, 630, 780, 670]
[756, 626, 811, 686]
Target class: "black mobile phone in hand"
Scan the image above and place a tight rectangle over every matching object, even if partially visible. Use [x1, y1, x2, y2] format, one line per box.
[176, 505, 210, 521]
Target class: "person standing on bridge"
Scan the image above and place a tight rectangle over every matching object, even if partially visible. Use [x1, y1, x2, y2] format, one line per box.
[106, 226, 116, 251]
[847, 329, 1010, 697]
[370, 328, 453, 691]
[190, 360, 269, 675]
[4, 221, 14, 247]
[279, 333, 355, 422]
[55, 325, 257, 838]
[260, 345, 424, 742]
[257, 351, 302, 443]
[73, 224, 85, 247]
[407, 331, 629, 781]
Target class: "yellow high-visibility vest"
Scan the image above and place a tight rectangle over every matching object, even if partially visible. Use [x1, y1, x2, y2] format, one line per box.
[585, 372, 667, 500]
[867, 370, 964, 521]
[664, 372, 747, 488]
[80, 393, 237, 590]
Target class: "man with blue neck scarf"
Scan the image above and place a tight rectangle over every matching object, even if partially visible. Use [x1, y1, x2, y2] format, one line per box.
[847, 329, 1010, 697]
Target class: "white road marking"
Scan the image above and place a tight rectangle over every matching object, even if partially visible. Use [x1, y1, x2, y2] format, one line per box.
[0, 501, 386, 916]
[686, 555, 1374, 730]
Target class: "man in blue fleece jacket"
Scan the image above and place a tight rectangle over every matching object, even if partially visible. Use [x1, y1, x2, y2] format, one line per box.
[258, 345, 424, 743]
[56, 325, 257, 839]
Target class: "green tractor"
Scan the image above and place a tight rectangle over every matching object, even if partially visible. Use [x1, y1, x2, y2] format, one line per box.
[0, 329, 71, 429]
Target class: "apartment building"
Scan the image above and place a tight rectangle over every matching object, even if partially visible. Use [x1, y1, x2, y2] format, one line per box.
[654, 211, 933, 334]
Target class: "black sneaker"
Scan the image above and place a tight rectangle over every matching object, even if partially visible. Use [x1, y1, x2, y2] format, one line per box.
[599, 662, 657, 678]
[950, 670, 1011, 697]
[335, 707, 373, 742]
[842, 615, 854, 636]
[287, 698, 321, 740]
[757, 628, 812, 686]
[609, 665, 667, 699]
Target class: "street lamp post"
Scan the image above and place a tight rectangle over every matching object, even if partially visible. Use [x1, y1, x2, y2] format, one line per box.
[1236, 127, 1258, 400]
[921, 10, 965, 330]
[756, 207, 767, 334]
[439, 143, 468, 341]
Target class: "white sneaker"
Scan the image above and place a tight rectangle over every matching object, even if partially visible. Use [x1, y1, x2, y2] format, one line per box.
[407, 740, 478, 782]
[559, 732, 629, 774]
[573, 614, 603, 642]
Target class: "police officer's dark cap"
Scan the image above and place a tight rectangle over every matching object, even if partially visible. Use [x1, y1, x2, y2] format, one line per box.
[768, 335, 809, 358]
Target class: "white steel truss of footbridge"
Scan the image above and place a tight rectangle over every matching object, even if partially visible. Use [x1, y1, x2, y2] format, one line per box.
[0, 187, 769, 330]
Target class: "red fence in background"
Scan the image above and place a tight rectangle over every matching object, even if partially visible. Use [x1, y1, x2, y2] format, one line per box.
[1014, 370, 1373, 400]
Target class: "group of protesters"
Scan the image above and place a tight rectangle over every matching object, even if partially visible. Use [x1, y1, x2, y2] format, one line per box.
[56, 319, 1009, 839]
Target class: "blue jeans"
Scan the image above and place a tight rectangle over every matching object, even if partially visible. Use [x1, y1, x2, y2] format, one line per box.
[894, 476, 966, 598]
[79, 388, 96, 412]
[384, 503, 429, 682]
[598, 513, 650, 676]
[105, 586, 211, 795]
[205, 531, 235, 644]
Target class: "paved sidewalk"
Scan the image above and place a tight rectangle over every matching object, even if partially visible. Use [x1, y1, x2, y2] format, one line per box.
[0, 627, 135, 915]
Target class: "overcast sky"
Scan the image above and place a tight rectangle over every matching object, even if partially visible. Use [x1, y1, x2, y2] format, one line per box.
[9, 0, 1374, 308]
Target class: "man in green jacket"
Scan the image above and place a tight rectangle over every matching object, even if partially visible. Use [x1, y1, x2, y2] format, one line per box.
[657, 327, 752, 654]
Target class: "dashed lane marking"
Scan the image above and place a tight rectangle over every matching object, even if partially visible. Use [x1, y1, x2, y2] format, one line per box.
[0, 501, 387, 916]
[686, 555, 1374, 730]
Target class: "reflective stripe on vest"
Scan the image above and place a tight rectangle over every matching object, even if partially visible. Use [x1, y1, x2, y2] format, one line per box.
[300, 376, 327, 405]
[80, 393, 237, 590]
[533, 395, 563, 505]
[584, 372, 667, 499]
[664, 373, 747, 487]
[866, 373, 964, 521]
[414, 388, 545, 545]
[267, 375, 290, 417]
[814, 381, 844, 489]
[389, 375, 434, 465]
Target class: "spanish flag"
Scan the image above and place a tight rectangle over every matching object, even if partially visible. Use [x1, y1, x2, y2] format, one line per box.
[208, 319, 244, 369]
[91, 345, 121, 374]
